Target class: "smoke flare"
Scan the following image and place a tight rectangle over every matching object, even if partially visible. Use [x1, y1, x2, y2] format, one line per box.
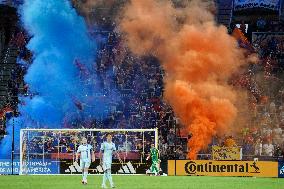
[0, 0, 115, 158]
[119, 0, 247, 159]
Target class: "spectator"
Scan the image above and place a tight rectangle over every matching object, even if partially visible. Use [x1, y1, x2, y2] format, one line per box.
[177, 147, 186, 159]
[159, 139, 168, 158]
[256, 17, 266, 32]
[167, 129, 175, 146]
[240, 21, 246, 34]
[123, 140, 132, 152]
[274, 144, 282, 158]
[0, 27, 5, 55]
[254, 138, 262, 156]
[273, 124, 282, 145]
[224, 136, 237, 147]
[243, 141, 254, 155]
[262, 125, 272, 141]
[263, 141, 274, 156]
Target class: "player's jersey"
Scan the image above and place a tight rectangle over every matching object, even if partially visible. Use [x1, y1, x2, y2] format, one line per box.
[77, 144, 93, 162]
[150, 147, 159, 162]
[100, 142, 116, 164]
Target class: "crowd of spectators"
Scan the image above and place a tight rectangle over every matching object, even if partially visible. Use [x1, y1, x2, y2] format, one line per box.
[0, 24, 186, 160]
[0, 26, 29, 137]
[20, 29, 187, 160]
[224, 17, 284, 160]
[1, 3, 284, 162]
[23, 131, 157, 160]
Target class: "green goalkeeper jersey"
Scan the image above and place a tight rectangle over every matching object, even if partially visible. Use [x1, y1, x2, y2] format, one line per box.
[150, 147, 159, 162]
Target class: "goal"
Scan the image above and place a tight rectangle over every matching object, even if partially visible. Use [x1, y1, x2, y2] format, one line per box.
[19, 128, 158, 175]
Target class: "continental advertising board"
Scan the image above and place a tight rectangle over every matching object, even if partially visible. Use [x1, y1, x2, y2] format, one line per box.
[168, 160, 278, 177]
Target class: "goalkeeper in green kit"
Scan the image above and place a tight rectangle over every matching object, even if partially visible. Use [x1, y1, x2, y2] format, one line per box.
[146, 144, 160, 176]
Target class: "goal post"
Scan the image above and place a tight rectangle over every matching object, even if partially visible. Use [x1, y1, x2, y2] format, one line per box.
[19, 128, 158, 175]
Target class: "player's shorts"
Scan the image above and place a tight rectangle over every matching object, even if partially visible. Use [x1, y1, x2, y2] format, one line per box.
[103, 162, 112, 171]
[80, 159, 91, 169]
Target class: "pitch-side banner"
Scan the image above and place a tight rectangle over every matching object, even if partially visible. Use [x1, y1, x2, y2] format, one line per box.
[168, 160, 278, 177]
[0, 159, 59, 174]
[61, 159, 152, 174]
[212, 146, 241, 160]
[234, 0, 280, 10]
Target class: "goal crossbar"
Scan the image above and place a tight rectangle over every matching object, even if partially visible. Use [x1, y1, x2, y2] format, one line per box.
[20, 128, 157, 132]
[19, 128, 159, 175]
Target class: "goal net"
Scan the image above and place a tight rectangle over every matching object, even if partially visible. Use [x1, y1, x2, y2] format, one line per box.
[19, 128, 158, 175]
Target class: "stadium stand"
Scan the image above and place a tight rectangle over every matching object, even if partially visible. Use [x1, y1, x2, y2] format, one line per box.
[0, 0, 284, 163]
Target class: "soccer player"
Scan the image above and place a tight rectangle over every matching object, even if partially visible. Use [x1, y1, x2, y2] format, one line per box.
[99, 133, 122, 189]
[146, 144, 160, 176]
[75, 137, 95, 185]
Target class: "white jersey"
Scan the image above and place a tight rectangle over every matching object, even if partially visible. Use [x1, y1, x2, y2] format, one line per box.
[263, 144, 274, 156]
[77, 144, 93, 162]
[100, 142, 116, 164]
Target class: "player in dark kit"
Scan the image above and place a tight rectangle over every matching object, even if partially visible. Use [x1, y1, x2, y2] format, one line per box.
[146, 144, 160, 175]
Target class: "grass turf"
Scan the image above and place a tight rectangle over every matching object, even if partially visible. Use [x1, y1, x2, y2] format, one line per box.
[0, 175, 283, 189]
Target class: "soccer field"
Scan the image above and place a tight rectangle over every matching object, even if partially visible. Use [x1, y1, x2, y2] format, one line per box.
[0, 175, 283, 189]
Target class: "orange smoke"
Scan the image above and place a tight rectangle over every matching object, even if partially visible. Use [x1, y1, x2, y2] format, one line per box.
[119, 0, 246, 159]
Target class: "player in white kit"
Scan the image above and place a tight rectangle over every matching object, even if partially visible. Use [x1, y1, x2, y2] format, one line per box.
[75, 137, 95, 185]
[99, 133, 122, 188]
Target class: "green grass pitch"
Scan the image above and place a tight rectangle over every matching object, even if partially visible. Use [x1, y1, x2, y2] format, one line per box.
[0, 175, 283, 189]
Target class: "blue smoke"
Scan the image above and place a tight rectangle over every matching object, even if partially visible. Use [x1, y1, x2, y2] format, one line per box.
[0, 0, 117, 158]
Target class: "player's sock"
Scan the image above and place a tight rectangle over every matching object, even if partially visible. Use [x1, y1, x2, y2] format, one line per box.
[107, 170, 114, 187]
[154, 166, 158, 176]
[82, 172, 85, 182]
[102, 171, 107, 187]
[151, 165, 155, 174]
[82, 172, 84, 181]
[84, 171, 88, 182]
